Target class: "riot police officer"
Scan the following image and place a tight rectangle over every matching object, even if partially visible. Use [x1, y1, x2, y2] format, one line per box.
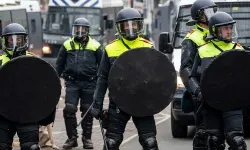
[0, 23, 40, 150]
[179, 0, 218, 149]
[90, 8, 158, 150]
[194, 12, 247, 149]
[56, 17, 103, 149]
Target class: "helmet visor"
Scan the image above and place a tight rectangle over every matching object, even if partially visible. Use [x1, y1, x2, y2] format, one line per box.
[72, 25, 89, 38]
[117, 20, 143, 37]
[217, 23, 238, 41]
[204, 7, 217, 20]
[199, 6, 218, 22]
[5, 35, 27, 51]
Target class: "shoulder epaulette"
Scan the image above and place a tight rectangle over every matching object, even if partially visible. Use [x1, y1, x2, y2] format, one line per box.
[188, 29, 195, 34]
[236, 43, 241, 47]
[27, 52, 35, 56]
[109, 39, 119, 44]
[140, 39, 153, 45]
[199, 42, 208, 48]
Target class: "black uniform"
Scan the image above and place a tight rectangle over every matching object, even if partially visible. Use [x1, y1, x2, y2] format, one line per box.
[91, 8, 158, 150]
[193, 12, 247, 150]
[0, 23, 40, 150]
[180, 0, 218, 149]
[56, 18, 103, 149]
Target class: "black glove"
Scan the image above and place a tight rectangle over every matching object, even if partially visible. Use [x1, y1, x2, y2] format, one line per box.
[194, 88, 203, 102]
[90, 106, 101, 119]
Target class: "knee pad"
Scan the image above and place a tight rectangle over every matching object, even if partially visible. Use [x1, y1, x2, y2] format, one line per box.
[63, 103, 77, 117]
[21, 142, 40, 150]
[0, 143, 11, 150]
[207, 135, 225, 150]
[104, 137, 123, 150]
[139, 136, 159, 150]
[193, 129, 206, 149]
[226, 131, 247, 150]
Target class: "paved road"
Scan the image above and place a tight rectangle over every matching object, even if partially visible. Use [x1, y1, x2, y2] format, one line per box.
[13, 81, 250, 150]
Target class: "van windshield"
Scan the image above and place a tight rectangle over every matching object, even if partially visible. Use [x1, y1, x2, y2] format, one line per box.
[173, 2, 250, 48]
[44, 7, 101, 36]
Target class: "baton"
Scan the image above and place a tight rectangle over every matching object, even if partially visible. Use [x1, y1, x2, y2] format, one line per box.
[196, 102, 204, 115]
[77, 102, 94, 127]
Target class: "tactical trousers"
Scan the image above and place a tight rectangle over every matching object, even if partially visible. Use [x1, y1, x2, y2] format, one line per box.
[202, 103, 246, 149]
[104, 102, 158, 150]
[0, 116, 39, 150]
[64, 80, 96, 139]
[193, 100, 206, 150]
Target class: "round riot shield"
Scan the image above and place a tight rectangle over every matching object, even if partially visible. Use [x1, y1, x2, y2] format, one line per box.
[108, 48, 177, 117]
[201, 50, 250, 111]
[0, 56, 61, 123]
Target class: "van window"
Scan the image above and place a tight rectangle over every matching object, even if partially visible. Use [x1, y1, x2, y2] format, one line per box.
[173, 5, 193, 48]
[0, 10, 11, 29]
[173, 2, 250, 48]
[11, 9, 28, 30]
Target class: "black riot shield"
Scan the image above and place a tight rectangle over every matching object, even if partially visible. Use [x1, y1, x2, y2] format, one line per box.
[0, 56, 61, 123]
[108, 47, 177, 117]
[200, 50, 250, 111]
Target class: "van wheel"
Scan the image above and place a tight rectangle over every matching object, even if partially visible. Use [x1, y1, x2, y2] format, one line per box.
[171, 110, 187, 138]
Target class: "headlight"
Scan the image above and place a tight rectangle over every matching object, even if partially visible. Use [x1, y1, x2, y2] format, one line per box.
[42, 46, 51, 54]
[177, 76, 185, 88]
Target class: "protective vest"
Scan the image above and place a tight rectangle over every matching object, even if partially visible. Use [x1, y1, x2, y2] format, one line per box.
[0, 51, 34, 66]
[105, 37, 153, 57]
[199, 41, 243, 59]
[184, 24, 209, 47]
[63, 37, 100, 51]
[198, 40, 243, 74]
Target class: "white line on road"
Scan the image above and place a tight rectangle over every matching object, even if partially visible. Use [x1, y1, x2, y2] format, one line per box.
[50, 115, 169, 136]
[51, 116, 168, 135]
[57, 98, 110, 111]
[121, 114, 170, 145]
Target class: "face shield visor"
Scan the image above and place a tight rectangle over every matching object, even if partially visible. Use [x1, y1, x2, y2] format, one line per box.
[3, 34, 27, 52]
[199, 6, 218, 23]
[216, 23, 238, 42]
[72, 25, 89, 40]
[116, 19, 143, 40]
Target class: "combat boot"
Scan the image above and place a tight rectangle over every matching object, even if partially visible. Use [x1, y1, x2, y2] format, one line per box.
[82, 136, 94, 149]
[62, 137, 78, 149]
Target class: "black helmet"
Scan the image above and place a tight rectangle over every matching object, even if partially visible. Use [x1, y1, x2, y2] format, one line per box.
[1, 23, 28, 57]
[208, 11, 237, 42]
[186, 0, 218, 26]
[116, 8, 144, 41]
[72, 18, 90, 42]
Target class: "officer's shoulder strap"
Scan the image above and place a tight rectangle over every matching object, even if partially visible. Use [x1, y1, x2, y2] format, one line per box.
[140, 38, 153, 44]
[139, 37, 153, 47]
[109, 39, 119, 44]
[235, 42, 242, 48]
[198, 42, 209, 48]
[188, 29, 195, 34]
[27, 51, 35, 56]
[183, 29, 196, 40]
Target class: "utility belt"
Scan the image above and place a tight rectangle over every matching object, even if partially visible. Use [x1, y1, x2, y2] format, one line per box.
[64, 74, 97, 82]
